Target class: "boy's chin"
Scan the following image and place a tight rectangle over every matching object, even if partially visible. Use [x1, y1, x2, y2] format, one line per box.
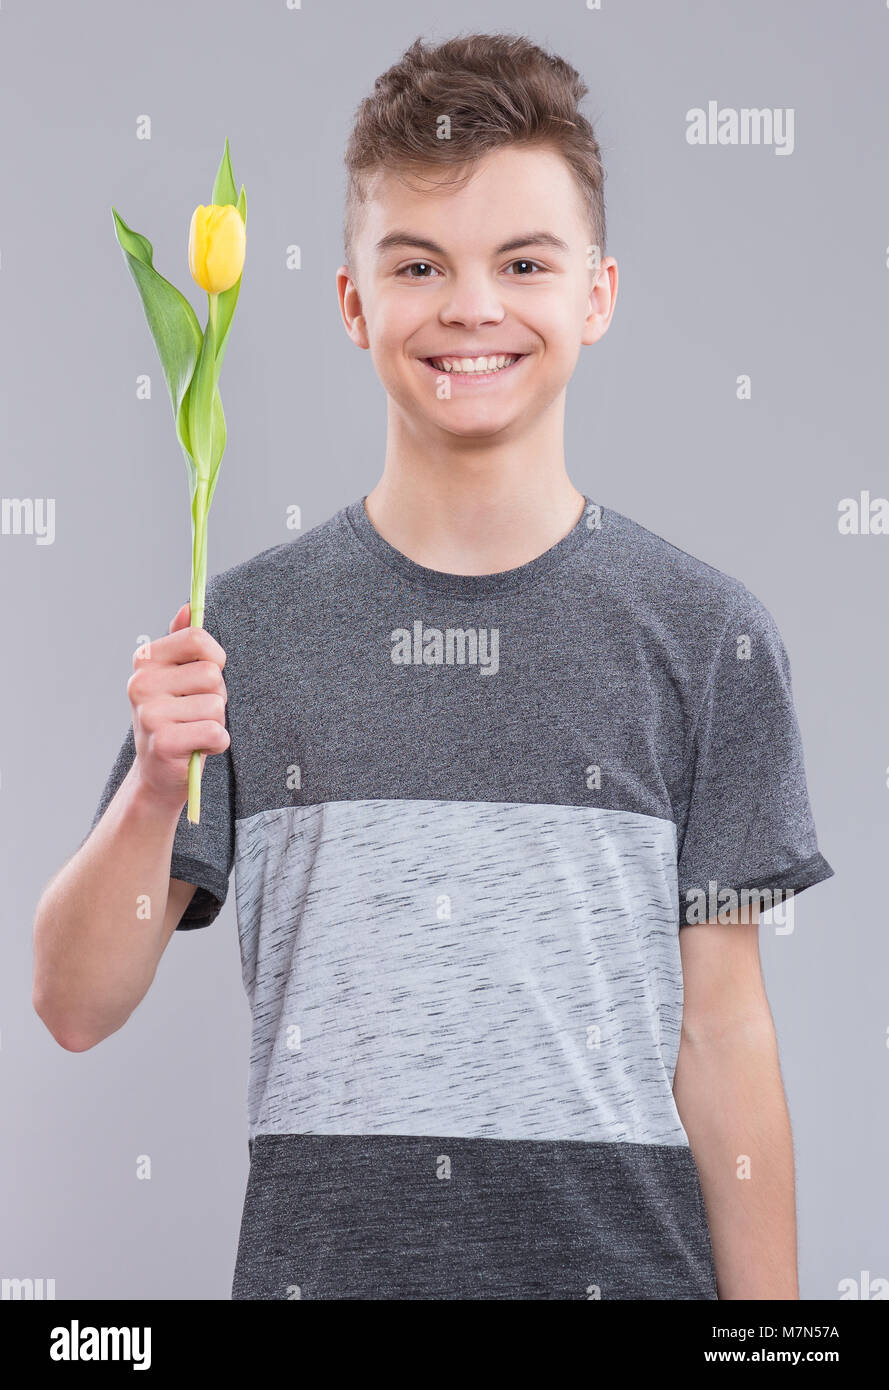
[412, 403, 529, 439]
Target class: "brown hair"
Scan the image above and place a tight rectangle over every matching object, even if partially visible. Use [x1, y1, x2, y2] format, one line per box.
[343, 32, 607, 278]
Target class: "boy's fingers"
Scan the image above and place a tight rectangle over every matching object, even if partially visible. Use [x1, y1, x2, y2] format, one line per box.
[169, 602, 191, 634]
[161, 601, 226, 669]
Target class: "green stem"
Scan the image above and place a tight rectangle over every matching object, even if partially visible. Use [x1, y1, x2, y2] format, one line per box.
[189, 475, 209, 628]
[187, 474, 210, 825]
[186, 292, 218, 827]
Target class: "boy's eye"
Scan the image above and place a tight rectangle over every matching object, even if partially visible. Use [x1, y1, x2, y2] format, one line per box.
[399, 262, 440, 278]
[396, 258, 545, 279]
[504, 259, 543, 275]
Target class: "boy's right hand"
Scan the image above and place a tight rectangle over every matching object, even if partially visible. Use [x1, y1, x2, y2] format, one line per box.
[127, 601, 230, 812]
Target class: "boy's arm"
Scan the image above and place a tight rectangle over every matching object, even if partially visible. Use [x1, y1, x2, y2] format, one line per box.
[673, 908, 800, 1300]
[33, 765, 199, 1051]
[33, 604, 229, 1052]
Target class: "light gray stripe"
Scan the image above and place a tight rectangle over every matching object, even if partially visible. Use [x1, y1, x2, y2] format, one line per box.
[234, 798, 688, 1147]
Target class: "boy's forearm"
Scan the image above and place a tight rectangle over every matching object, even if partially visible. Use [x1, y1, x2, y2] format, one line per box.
[673, 1018, 800, 1300]
[32, 764, 184, 1051]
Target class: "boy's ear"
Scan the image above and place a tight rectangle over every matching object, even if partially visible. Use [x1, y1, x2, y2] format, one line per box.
[336, 264, 370, 349]
[582, 257, 619, 347]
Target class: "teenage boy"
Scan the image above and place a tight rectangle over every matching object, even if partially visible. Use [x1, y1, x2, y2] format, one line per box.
[34, 33, 834, 1301]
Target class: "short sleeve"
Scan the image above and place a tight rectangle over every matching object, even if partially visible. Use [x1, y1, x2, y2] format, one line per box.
[86, 591, 235, 930]
[676, 585, 834, 925]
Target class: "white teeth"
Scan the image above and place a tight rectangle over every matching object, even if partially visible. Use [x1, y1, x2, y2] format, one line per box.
[429, 354, 518, 373]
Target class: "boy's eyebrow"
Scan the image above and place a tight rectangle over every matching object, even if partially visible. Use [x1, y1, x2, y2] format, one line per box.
[374, 230, 570, 258]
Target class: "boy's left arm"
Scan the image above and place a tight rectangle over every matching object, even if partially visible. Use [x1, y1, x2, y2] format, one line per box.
[673, 908, 800, 1300]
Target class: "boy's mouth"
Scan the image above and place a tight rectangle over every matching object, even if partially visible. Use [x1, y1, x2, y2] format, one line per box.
[420, 353, 528, 382]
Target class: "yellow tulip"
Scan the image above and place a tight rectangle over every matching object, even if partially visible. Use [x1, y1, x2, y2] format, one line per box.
[188, 203, 246, 295]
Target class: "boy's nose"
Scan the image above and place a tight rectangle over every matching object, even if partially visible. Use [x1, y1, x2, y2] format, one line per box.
[438, 304, 506, 331]
[437, 280, 506, 328]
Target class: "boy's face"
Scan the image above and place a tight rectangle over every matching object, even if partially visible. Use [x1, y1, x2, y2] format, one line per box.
[337, 144, 617, 442]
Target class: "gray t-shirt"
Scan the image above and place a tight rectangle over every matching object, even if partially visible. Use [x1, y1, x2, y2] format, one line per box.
[89, 494, 833, 1300]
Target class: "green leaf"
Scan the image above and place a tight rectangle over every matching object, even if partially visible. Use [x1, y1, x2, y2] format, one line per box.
[181, 448, 198, 501]
[111, 205, 202, 436]
[181, 376, 225, 509]
[187, 302, 217, 476]
[207, 145, 246, 373]
[214, 279, 241, 375]
[206, 385, 227, 510]
[214, 184, 248, 375]
[177, 404, 198, 499]
[211, 137, 237, 207]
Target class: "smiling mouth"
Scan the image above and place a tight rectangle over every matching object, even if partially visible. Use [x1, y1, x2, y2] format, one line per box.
[420, 353, 528, 381]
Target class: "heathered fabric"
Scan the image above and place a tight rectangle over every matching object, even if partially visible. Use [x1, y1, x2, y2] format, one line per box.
[88, 493, 834, 1300]
[233, 1134, 717, 1300]
[236, 800, 686, 1147]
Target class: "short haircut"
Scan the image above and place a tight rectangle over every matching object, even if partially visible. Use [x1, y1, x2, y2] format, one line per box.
[343, 32, 607, 279]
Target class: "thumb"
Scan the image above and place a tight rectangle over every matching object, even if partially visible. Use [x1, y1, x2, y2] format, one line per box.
[169, 601, 192, 634]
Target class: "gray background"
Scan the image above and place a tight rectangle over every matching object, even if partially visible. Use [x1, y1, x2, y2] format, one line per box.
[1, 0, 884, 1299]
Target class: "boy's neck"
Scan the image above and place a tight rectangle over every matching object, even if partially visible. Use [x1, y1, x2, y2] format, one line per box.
[365, 412, 586, 578]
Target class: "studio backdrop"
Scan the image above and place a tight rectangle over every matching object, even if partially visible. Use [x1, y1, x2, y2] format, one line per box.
[1, 0, 883, 1300]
